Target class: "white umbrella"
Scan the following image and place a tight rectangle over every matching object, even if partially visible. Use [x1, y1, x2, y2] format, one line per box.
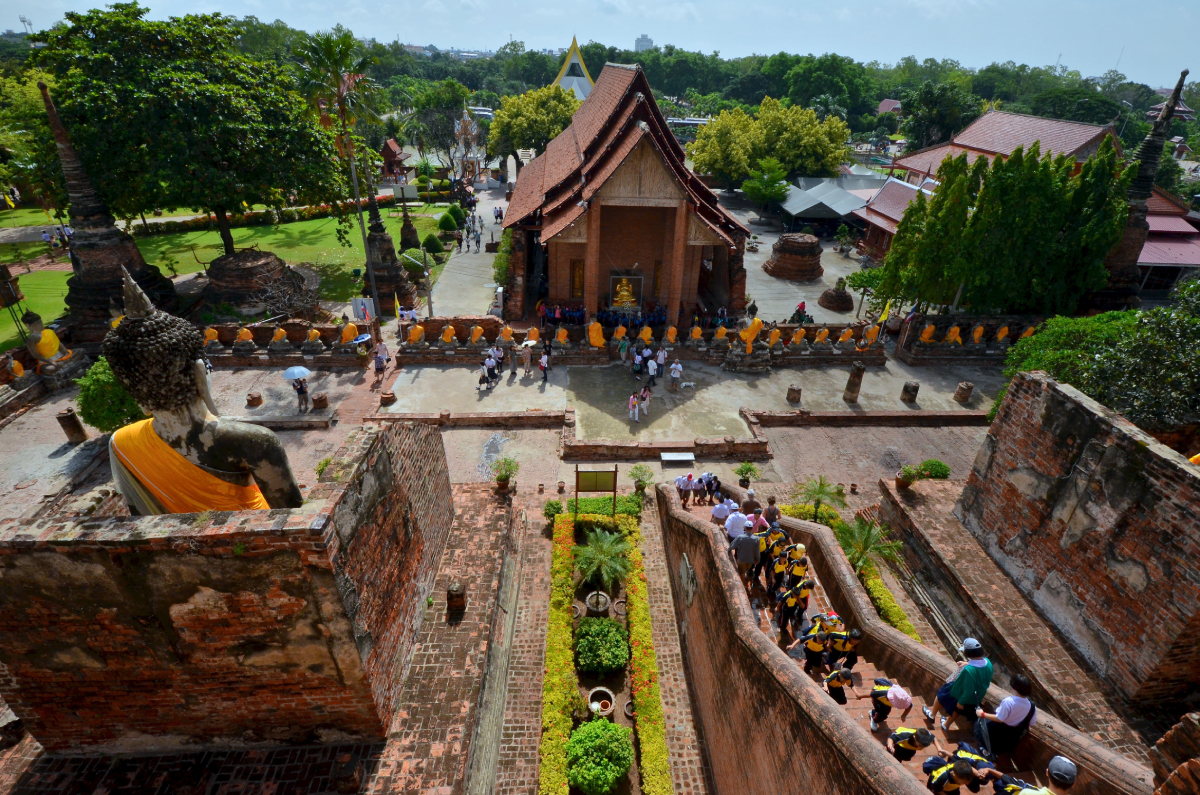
[282, 366, 312, 380]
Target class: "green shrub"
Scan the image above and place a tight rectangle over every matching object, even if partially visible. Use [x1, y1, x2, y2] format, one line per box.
[566, 495, 643, 518]
[541, 515, 588, 795]
[628, 463, 654, 489]
[575, 530, 632, 593]
[918, 459, 951, 479]
[860, 561, 922, 642]
[543, 499, 564, 522]
[493, 228, 513, 284]
[574, 617, 629, 674]
[74, 356, 146, 432]
[448, 203, 466, 224]
[780, 503, 844, 528]
[566, 719, 634, 795]
[421, 232, 444, 253]
[416, 174, 430, 185]
[733, 461, 761, 480]
[433, 178, 450, 189]
[437, 212, 458, 232]
[491, 456, 520, 481]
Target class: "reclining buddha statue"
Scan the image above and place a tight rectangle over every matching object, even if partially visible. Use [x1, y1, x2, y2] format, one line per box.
[104, 270, 303, 515]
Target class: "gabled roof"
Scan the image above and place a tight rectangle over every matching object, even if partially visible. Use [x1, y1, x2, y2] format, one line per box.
[504, 64, 747, 246]
[381, 139, 409, 160]
[877, 99, 901, 115]
[1149, 186, 1191, 216]
[850, 178, 930, 235]
[551, 37, 595, 101]
[1139, 236, 1200, 267]
[893, 111, 1115, 176]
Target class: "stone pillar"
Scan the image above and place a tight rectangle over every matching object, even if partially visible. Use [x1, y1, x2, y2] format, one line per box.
[843, 362, 866, 403]
[56, 407, 88, 444]
[900, 381, 920, 403]
[667, 201, 689, 326]
[953, 382, 974, 404]
[786, 384, 802, 404]
[584, 204, 602, 314]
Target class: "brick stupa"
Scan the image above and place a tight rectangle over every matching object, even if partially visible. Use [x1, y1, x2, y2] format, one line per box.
[763, 233, 823, 281]
[38, 82, 176, 345]
[361, 189, 415, 316]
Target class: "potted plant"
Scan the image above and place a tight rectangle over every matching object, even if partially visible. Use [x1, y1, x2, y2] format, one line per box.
[491, 456, 520, 489]
[895, 464, 921, 490]
[734, 461, 761, 489]
[628, 463, 654, 493]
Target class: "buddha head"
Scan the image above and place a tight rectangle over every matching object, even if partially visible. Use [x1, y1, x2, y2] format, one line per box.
[103, 271, 219, 417]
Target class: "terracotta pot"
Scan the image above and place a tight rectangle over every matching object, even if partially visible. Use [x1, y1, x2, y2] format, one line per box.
[895, 471, 913, 490]
[587, 687, 616, 716]
[739, 478, 751, 488]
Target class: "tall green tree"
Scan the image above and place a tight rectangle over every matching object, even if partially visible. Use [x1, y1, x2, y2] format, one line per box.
[900, 80, 982, 149]
[487, 84, 580, 168]
[1030, 86, 1122, 125]
[33, 4, 348, 257]
[752, 97, 849, 177]
[740, 157, 789, 207]
[407, 78, 473, 171]
[687, 107, 757, 187]
[785, 53, 873, 117]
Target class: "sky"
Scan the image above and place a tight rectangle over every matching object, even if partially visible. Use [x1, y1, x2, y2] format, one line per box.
[6, 0, 1195, 89]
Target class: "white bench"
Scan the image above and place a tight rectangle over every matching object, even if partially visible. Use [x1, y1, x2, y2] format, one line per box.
[660, 452, 696, 465]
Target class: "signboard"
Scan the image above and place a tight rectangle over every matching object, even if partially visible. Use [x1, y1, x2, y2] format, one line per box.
[574, 465, 619, 518]
[397, 184, 420, 201]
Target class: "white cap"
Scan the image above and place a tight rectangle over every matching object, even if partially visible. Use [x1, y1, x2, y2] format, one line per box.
[748, 489, 756, 495]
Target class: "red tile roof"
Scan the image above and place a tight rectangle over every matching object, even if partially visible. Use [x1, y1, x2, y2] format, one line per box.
[381, 139, 409, 159]
[850, 179, 928, 236]
[877, 99, 901, 115]
[504, 64, 746, 246]
[1148, 186, 1190, 216]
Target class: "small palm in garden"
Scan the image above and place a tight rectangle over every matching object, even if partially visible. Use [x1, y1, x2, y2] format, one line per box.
[793, 475, 848, 518]
[575, 530, 632, 594]
[834, 517, 902, 575]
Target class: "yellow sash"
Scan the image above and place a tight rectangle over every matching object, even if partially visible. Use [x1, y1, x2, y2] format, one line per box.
[111, 419, 269, 513]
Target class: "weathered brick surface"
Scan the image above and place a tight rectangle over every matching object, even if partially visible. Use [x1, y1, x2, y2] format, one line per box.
[1152, 713, 1200, 790]
[0, 422, 454, 753]
[956, 372, 1200, 704]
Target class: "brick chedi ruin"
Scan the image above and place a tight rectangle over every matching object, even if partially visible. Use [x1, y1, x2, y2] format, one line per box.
[763, 232, 824, 281]
[202, 249, 310, 309]
[37, 82, 176, 345]
[362, 189, 415, 316]
[1094, 69, 1190, 311]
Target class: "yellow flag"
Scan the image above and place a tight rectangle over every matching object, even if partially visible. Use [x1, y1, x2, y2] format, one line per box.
[394, 293, 400, 320]
[2, 195, 12, 210]
[879, 299, 892, 324]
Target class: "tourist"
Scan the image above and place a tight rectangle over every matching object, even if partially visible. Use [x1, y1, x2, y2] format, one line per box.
[629, 392, 640, 423]
[293, 377, 309, 412]
[675, 472, 695, 505]
[632, 350, 644, 381]
[786, 554, 809, 589]
[827, 627, 863, 670]
[942, 743, 1003, 792]
[763, 495, 781, 525]
[749, 506, 768, 532]
[689, 474, 707, 505]
[741, 489, 761, 515]
[618, 337, 630, 364]
[539, 352, 549, 382]
[639, 386, 652, 417]
[775, 578, 813, 636]
[521, 344, 532, 376]
[768, 544, 790, 596]
[854, 677, 912, 731]
[455, 229, 463, 252]
[669, 359, 682, 391]
[991, 756, 1077, 795]
[542, 338, 553, 371]
[789, 624, 828, 675]
[887, 727, 944, 762]
[484, 353, 498, 388]
[723, 505, 747, 541]
[646, 356, 658, 387]
[374, 339, 390, 373]
[974, 675, 1036, 759]
[656, 346, 667, 372]
[707, 473, 722, 503]
[711, 496, 731, 527]
[537, 302, 548, 327]
[728, 522, 760, 588]
[923, 638, 993, 731]
[824, 667, 854, 704]
[493, 206, 501, 224]
[640, 345, 653, 367]
[923, 760, 979, 794]
[476, 360, 490, 391]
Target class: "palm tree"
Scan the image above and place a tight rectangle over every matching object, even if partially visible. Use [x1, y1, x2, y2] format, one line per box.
[574, 530, 632, 594]
[834, 518, 902, 575]
[295, 30, 384, 315]
[792, 475, 848, 524]
[810, 94, 848, 122]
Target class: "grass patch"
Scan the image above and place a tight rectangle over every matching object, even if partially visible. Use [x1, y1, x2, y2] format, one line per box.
[0, 208, 57, 228]
[565, 495, 643, 519]
[0, 242, 51, 264]
[0, 270, 71, 351]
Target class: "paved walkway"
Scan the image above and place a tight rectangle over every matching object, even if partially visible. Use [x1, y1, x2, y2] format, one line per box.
[429, 186, 510, 317]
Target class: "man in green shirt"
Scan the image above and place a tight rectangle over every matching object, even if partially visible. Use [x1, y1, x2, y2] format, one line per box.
[923, 637, 993, 731]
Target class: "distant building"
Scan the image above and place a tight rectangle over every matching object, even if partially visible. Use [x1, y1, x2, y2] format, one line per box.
[551, 37, 594, 100]
[1147, 98, 1195, 122]
[1170, 136, 1193, 160]
[876, 99, 901, 115]
[1137, 187, 1200, 299]
[634, 34, 653, 52]
[379, 139, 411, 182]
[850, 178, 932, 261]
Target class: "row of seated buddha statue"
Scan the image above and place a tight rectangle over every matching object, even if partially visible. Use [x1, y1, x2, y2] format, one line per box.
[3, 310, 91, 392]
[914, 322, 1035, 351]
[203, 322, 368, 356]
[400, 323, 518, 350]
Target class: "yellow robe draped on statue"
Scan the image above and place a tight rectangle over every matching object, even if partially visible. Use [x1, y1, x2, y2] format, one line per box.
[768, 328, 780, 347]
[690, 326, 702, 340]
[836, 328, 854, 344]
[666, 327, 677, 344]
[995, 326, 1009, 343]
[340, 323, 358, 344]
[612, 325, 626, 340]
[111, 419, 269, 513]
[588, 322, 605, 347]
[204, 328, 219, 343]
[556, 327, 569, 344]
[501, 326, 514, 342]
[638, 326, 653, 343]
[34, 329, 71, 368]
[407, 325, 425, 344]
[790, 328, 806, 345]
[237, 328, 253, 343]
[308, 329, 322, 342]
[527, 327, 540, 343]
[470, 325, 485, 344]
[739, 317, 763, 354]
[271, 328, 287, 343]
[714, 326, 728, 339]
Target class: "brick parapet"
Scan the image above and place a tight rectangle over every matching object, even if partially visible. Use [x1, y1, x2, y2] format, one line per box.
[743, 408, 991, 428]
[956, 371, 1200, 704]
[712, 481, 1154, 795]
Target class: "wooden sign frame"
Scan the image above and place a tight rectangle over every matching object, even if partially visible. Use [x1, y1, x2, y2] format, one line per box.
[574, 464, 619, 520]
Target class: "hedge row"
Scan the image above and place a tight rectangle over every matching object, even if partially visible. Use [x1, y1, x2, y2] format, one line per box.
[127, 196, 403, 238]
[613, 513, 672, 795]
[780, 503, 921, 642]
[565, 495, 643, 519]
[493, 227, 513, 285]
[540, 515, 587, 795]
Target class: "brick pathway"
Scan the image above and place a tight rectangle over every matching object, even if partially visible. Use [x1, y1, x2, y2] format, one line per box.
[493, 501, 553, 795]
[638, 499, 713, 795]
[368, 484, 510, 794]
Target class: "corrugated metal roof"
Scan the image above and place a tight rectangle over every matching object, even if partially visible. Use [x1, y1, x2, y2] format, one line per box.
[1139, 235, 1200, 267]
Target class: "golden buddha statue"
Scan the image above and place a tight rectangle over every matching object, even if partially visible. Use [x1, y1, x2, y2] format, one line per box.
[501, 326, 514, 343]
[612, 324, 627, 340]
[104, 270, 302, 515]
[555, 326, 569, 345]
[995, 326, 1009, 343]
[340, 322, 358, 345]
[308, 328, 322, 343]
[714, 326, 728, 339]
[666, 326, 678, 344]
[527, 327, 540, 343]
[271, 327, 288, 344]
[972, 325, 985, 344]
[204, 328, 219, 344]
[690, 325, 703, 340]
[613, 278, 637, 308]
[407, 325, 425, 344]
[918, 324, 936, 343]
[790, 327, 806, 345]
[638, 325, 653, 343]
[836, 328, 854, 344]
[441, 325, 456, 344]
[21, 311, 73, 375]
[739, 317, 763, 354]
[470, 325, 485, 344]
[943, 326, 963, 345]
[768, 328, 781, 348]
[588, 321, 605, 348]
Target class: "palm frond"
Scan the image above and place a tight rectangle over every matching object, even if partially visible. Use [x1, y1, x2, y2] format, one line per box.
[792, 475, 848, 510]
[833, 518, 902, 574]
[573, 530, 632, 593]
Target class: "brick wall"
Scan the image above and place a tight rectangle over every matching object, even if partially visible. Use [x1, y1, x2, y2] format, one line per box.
[0, 422, 454, 753]
[956, 371, 1200, 703]
[1151, 713, 1200, 795]
[599, 206, 670, 305]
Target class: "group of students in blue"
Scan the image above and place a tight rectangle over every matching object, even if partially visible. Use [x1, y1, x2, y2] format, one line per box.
[728, 514, 1070, 795]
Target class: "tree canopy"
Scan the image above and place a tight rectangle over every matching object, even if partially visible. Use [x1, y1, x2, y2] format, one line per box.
[487, 84, 580, 160]
[740, 157, 789, 207]
[32, 3, 348, 256]
[900, 80, 982, 149]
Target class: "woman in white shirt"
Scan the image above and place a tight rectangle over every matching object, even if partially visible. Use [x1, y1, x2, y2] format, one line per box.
[975, 673, 1036, 758]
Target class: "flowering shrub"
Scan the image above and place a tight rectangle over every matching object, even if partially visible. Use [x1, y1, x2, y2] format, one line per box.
[540, 515, 587, 795]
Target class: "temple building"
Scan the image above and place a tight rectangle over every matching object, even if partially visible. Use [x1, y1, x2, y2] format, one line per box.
[551, 37, 594, 100]
[502, 63, 749, 323]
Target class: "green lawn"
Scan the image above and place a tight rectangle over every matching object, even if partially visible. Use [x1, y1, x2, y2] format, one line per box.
[0, 270, 71, 351]
[0, 242, 51, 264]
[0, 207, 58, 228]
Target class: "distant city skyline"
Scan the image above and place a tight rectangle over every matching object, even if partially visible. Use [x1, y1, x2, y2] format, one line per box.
[6, 0, 1195, 89]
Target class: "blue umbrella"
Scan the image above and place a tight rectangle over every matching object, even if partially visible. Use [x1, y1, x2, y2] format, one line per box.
[352, 334, 372, 344]
[282, 366, 312, 380]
